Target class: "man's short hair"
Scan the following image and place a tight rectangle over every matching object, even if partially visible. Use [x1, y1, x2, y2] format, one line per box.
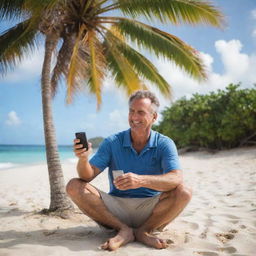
[129, 90, 160, 113]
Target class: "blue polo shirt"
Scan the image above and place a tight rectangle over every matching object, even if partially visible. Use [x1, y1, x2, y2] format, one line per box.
[89, 129, 181, 198]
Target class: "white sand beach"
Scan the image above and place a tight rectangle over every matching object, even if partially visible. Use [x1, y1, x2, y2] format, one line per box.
[0, 147, 255, 256]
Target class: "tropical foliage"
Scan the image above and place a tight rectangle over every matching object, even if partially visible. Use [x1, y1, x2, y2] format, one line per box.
[154, 84, 256, 149]
[0, 0, 224, 212]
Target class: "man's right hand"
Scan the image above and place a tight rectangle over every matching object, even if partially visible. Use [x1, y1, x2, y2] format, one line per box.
[73, 139, 92, 160]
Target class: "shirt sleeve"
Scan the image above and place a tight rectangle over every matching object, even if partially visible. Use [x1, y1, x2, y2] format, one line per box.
[160, 137, 181, 173]
[89, 138, 111, 172]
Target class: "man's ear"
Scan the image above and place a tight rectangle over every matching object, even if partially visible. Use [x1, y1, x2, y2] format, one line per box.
[153, 112, 158, 121]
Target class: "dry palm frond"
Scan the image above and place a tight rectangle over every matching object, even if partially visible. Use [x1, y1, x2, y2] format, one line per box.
[51, 33, 76, 97]
[87, 29, 107, 109]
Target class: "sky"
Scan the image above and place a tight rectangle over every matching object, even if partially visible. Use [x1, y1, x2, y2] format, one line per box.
[1, 0, 256, 145]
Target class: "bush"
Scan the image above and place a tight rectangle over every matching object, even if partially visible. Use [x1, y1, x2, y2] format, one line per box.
[154, 84, 256, 149]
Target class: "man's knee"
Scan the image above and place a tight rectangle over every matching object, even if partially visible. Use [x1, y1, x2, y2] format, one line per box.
[175, 184, 192, 202]
[66, 178, 87, 198]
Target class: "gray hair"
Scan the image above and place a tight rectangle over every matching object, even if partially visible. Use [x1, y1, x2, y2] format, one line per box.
[129, 90, 160, 113]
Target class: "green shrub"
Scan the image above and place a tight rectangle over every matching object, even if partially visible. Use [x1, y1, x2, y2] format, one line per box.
[154, 84, 256, 149]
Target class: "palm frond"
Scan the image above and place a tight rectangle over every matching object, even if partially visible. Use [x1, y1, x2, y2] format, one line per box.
[0, 0, 26, 20]
[87, 30, 106, 109]
[106, 27, 171, 98]
[66, 27, 85, 104]
[114, 18, 207, 81]
[24, 0, 60, 13]
[104, 26, 147, 96]
[51, 34, 76, 97]
[0, 19, 39, 75]
[116, 0, 224, 28]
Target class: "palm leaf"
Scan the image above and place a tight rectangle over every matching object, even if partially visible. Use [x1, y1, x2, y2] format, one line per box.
[51, 34, 76, 97]
[65, 41, 91, 103]
[87, 30, 106, 109]
[114, 18, 207, 81]
[106, 27, 171, 98]
[0, 0, 26, 20]
[66, 27, 86, 104]
[104, 26, 147, 96]
[0, 19, 39, 75]
[23, 0, 60, 13]
[116, 0, 224, 27]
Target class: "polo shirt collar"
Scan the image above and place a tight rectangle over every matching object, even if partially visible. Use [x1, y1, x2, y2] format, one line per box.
[123, 129, 157, 148]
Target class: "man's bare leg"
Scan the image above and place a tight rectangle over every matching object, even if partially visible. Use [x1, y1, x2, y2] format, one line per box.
[66, 178, 134, 251]
[134, 184, 192, 249]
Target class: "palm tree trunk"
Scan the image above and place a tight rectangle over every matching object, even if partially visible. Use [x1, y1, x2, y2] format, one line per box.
[41, 34, 73, 212]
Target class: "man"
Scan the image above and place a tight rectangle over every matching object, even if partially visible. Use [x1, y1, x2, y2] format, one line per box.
[66, 90, 192, 251]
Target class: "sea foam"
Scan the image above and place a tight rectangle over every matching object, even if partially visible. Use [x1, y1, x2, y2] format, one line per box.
[0, 162, 17, 170]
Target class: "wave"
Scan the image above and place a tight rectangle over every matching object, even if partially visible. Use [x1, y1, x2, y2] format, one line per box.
[66, 158, 78, 164]
[0, 162, 18, 170]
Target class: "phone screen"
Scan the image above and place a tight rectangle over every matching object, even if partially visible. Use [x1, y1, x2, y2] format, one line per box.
[75, 132, 88, 150]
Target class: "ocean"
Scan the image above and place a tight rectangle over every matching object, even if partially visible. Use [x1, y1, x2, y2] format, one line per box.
[0, 145, 77, 170]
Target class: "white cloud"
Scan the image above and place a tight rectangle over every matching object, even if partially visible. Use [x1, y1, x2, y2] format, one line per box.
[5, 111, 21, 126]
[215, 40, 249, 77]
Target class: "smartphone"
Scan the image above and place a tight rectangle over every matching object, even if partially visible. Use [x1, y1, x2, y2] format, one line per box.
[75, 132, 89, 151]
[112, 170, 124, 180]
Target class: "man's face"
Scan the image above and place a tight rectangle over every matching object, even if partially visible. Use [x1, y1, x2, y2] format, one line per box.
[128, 98, 157, 133]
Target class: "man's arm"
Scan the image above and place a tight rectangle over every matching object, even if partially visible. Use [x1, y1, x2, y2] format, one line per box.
[114, 170, 183, 192]
[74, 139, 101, 182]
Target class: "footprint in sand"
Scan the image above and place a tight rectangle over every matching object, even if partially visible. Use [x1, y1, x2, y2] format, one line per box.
[199, 231, 207, 239]
[194, 251, 219, 256]
[218, 246, 237, 253]
[9, 202, 17, 206]
[215, 233, 235, 243]
[221, 214, 239, 219]
[182, 221, 200, 230]
[230, 254, 248, 256]
[229, 220, 239, 224]
[229, 229, 238, 234]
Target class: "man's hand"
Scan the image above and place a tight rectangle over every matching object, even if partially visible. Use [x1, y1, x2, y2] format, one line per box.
[114, 172, 142, 190]
[114, 170, 183, 192]
[73, 139, 92, 160]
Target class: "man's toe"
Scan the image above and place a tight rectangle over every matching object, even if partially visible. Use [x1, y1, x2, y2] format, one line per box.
[100, 241, 109, 250]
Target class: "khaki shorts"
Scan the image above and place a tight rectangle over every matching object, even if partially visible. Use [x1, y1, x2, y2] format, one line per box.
[98, 190, 161, 228]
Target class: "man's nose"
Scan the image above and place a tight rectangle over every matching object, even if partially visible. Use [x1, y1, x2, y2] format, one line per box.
[130, 112, 139, 119]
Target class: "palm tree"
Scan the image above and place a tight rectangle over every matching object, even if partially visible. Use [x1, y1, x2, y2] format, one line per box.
[0, 0, 224, 214]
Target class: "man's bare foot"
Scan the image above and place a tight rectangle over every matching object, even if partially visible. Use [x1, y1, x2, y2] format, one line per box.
[101, 227, 134, 251]
[134, 229, 168, 249]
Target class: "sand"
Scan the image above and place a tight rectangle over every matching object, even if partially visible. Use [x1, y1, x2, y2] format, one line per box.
[0, 147, 256, 256]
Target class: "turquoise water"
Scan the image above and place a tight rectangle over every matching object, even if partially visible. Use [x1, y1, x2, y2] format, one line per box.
[0, 145, 76, 169]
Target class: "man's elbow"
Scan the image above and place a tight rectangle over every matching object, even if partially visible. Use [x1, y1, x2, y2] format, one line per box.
[77, 172, 94, 182]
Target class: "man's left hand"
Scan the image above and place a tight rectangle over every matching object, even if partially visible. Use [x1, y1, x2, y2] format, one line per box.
[114, 172, 142, 190]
